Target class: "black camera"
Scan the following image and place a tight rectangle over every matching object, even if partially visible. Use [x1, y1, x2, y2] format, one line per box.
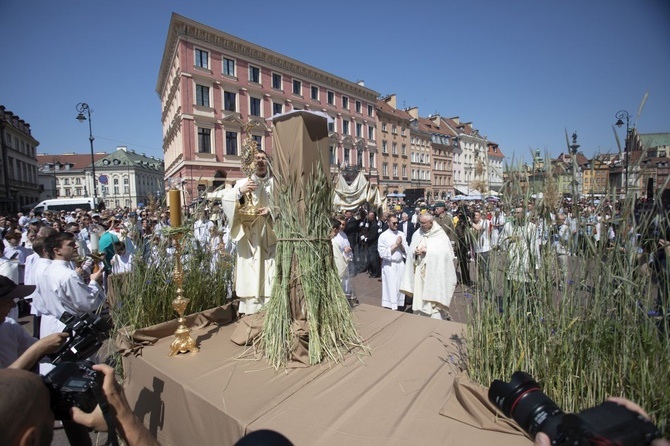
[49, 311, 112, 365]
[488, 371, 661, 445]
[42, 360, 104, 420]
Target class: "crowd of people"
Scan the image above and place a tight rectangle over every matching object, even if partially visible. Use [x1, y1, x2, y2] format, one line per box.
[1, 168, 669, 444]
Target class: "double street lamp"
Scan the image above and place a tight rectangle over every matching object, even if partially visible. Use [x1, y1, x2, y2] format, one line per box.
[615, 110, 631, 198]
[76, 103, 99, 209]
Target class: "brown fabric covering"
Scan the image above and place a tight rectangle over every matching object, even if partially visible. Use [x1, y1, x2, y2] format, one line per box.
[122, 304, 532, 445]
[230, 313, 265, 346]
[115, 303, 235, 355]
[271, 110, 330, 224]
[440, 375, 529, 437]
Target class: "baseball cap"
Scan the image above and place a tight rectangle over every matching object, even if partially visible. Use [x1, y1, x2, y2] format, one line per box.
[0, 276, 36, 301]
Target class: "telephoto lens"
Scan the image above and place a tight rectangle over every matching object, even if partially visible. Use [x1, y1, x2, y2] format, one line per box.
[488, 371, 564, 441]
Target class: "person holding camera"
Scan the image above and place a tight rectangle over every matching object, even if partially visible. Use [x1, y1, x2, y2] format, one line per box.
[0, 363, 160, 446]
[0, 275, 68, 370]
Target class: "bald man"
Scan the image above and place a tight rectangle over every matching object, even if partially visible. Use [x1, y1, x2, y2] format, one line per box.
[0, 364, 160, 446]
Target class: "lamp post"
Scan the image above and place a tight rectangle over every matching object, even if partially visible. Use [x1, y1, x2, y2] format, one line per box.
[569, 132, 580, 205]
[615, 110, 631, 198]
[76, 103, 99, 209]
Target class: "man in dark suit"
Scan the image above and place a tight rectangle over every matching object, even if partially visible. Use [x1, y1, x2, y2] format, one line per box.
[361, 211, 381, 278]
[398, 212, 415, 245]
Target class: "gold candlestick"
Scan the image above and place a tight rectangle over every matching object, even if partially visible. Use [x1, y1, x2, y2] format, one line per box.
[168, 231, 199, 356]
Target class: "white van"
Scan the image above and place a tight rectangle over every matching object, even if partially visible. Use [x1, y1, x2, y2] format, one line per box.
[32, 198, 104, 215]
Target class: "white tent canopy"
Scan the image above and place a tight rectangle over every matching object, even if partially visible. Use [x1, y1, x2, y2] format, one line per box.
[333, 172, 382, 211]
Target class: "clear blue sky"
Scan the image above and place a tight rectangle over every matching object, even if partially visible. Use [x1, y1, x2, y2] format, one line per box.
[1, 0, 668, 164]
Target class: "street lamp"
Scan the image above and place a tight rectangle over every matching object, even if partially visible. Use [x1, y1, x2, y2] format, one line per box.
[615, 110, 631, 198]
[76, 103, 99, 209]
[569, 132, 580, 205]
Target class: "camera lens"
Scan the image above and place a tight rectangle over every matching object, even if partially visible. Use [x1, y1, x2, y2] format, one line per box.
[489, 371, 564, 440]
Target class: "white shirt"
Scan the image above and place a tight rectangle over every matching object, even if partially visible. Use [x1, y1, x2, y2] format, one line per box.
[0, 317, 36, 368]
[40, 259, 104, 319]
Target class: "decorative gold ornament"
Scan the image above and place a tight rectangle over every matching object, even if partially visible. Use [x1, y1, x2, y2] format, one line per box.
[238, 121, 261, 218]
[168, 230, 199, 356]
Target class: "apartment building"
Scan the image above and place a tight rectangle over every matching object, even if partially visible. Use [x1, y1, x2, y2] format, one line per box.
[376, 95, 411, 198]
[405, 107, 432, 202]
[0, 106, 40, 214]
[157, 14, 379, 202]
[38, 147, 164, 209]
[423, 115, 454, 200]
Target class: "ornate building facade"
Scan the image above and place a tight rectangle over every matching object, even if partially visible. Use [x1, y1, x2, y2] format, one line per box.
[376, 95, 411, 198]
[157, 14, 379, 203]
[0, 106, 40, 213]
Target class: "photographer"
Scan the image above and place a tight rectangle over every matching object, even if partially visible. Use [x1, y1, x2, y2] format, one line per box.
[534, 398, 669, 446]
[0, 275, 68, 370]
[0, 364, 160, 446]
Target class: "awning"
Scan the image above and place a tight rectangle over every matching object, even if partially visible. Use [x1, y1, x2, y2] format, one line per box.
[454, 187, 468, 196]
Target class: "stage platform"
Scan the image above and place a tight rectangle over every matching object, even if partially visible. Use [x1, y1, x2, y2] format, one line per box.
[122, 304, 530, 445]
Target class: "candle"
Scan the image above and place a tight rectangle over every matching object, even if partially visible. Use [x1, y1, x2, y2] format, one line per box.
[90, 230, 99, 253]
[169, 189, 182, 227]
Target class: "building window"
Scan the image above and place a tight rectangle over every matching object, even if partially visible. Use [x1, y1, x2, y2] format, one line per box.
[342, 120, 349, 135]
[392, 143, 398, 155]
[368, 126, 374, 140]
[196, 85, 210, 107]
[368, 105, 374, 117]
[292, 79, 302, 96]
[64, 178, 70, 185]
[195, 48, 209, 69]
[382, 163, 388, 176]
[75, 187, 81, 196]
[356, 123, 362, 138]
[382, 122, 387, 132]
[402, 165, 407, 178]
[355, 100, 361, 113]
[75, 178, 81, 185]
[249, 65, 260, 83]
[252, 135, 262, 149]
[198, 127, 211, 153]
[327, 91, 335, 105]
[392, 125, 397, 135]
[393, 163, 398, 177]
[250, 97, 262, 117]
[224, 92, 236, 112]
[357, 150, 363, 167]
[223, 57, 235, 76]
[329, 146, 336, 164]
[328, 119, 334, 132]
[401, 144, 407, 155]
[272, 102, 283, 115]
[272, 73, 282, 90]
[226, 131, 238, 155]
[65, 188, 71, 196]
[311, 85, 319, 100]
[342, 96, 349, 109]
[344, 148, 350, 165]
[114, 186, 119, 195]
[369, 152, 375, 168]
[401, 127, 406, 136]
[382, 141, 388, 154]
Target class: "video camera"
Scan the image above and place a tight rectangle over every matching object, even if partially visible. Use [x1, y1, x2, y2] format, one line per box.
[48, 311, 112, 365]
[40, 311, 112, 420]
[488, 371, 661, 445]
[42, 360, 103, 420]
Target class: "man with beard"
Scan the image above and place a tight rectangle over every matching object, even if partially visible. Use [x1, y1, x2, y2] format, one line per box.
[400, 213, 457, 320]
[221, 150, 276, 315]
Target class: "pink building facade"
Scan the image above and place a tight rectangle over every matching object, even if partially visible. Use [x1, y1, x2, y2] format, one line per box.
[157, 14, 379, 202]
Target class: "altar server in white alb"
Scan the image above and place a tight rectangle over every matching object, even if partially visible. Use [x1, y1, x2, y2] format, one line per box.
[37, 232, 105, 372]
[400, 213, 457, 320]
[378, 215, 409, 310]
[220, 150, 276, 315]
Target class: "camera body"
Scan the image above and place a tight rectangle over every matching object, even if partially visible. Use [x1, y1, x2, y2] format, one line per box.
[489, 371, 660, 445]
[42, 360, 103, 420]
[49, 311, 112, 365]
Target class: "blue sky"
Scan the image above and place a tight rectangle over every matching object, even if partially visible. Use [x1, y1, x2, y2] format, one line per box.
[1, 0, 668, 164]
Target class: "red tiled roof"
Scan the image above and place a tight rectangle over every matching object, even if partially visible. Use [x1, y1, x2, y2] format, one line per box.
[37, 153, 108, 170]
[376, 99, 412, 120]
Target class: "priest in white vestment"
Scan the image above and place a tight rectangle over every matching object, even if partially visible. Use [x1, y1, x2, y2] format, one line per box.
[220, 150, 276, 315]
[400, 213, 457, 320]
[378, 216, 409, 310]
